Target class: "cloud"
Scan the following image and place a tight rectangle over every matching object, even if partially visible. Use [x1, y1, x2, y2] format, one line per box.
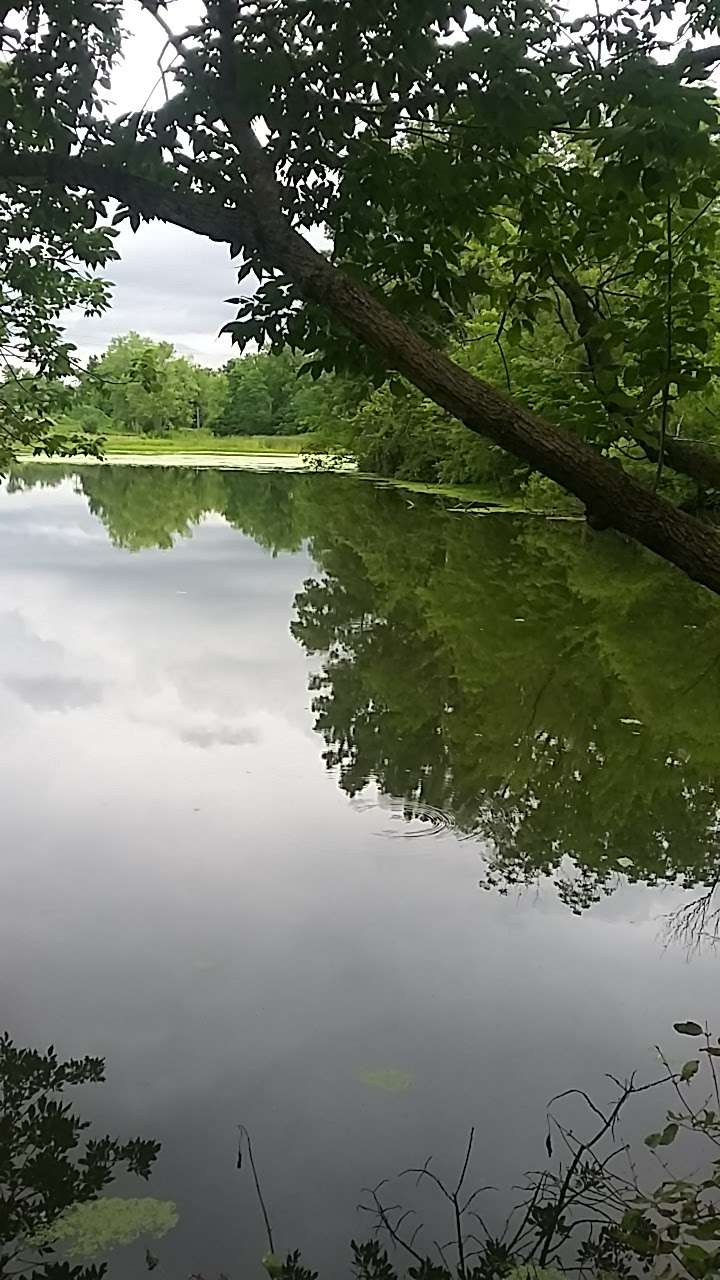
[0, 609, 105, 711]
[179, 723, 261, 749]
[3, 674, 103, 711]
[63, 223, 250, 367]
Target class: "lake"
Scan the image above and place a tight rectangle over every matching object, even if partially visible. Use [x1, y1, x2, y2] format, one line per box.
[2, 463, 720, 1276]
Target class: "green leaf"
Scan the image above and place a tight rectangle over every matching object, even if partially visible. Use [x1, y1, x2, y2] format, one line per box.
[681, 1243, 715, 1278]
[635, 248, 658, 273]
[646, 1122, 679, 1148]
[692, 1220, 720, 1241]
[596, 368, 618, 394]
[674, 1021, 704, 1036]
[681, 1060, 700, 1082]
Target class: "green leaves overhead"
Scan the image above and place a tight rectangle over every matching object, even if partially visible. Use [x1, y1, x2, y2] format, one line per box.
[0, 1, 125, 462]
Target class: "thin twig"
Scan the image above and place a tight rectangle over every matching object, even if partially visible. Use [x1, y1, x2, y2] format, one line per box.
[496, 337, 512, 394]
[674, 194, 719, 245]
[704, 1024, 720, 1117]
[454, 1127, 476, 1198]
[536, 1073, 670, 1265]
[237, 1125, 274, 1255]
[362, 1184, 425, 1263]
[655, 196, 673, 492]
[434, 1238, 452, 1270]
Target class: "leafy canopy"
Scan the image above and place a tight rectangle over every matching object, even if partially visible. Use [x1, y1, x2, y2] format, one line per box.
[5, 0, 720, 429]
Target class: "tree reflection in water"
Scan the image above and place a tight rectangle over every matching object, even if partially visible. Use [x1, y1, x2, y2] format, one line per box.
[11, 463, 720, 935]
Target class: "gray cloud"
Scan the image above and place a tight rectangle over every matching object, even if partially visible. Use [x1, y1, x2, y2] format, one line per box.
[63, 223, 253, 367]
[3, 673, 103, 711]
[0, 609, 105, 711]
[180, 723, 261, 749]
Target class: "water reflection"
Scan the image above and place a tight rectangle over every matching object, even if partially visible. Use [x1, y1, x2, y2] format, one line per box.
[292, 504, 720, 917]
[5, 463, 720, 1276]
[12, 462, 720, 923]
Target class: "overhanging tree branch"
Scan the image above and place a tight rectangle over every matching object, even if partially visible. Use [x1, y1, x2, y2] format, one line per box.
[676, 42, 720, 76]
[0, 150, 261, 254]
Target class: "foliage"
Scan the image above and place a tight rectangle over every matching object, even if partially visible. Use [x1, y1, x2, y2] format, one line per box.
[61, 335, 354, 444]
[6, 1023, 720, 1280]
[47, 310, 715, 495]
[63, 328, 535, 488]
[0, 1033, 159, 1280]
[72, 334, 223, 436]
[213, 347, 359, 438]
[213, 353, 273, 437]
[7, 0, 720, 527]
[64, 404, 114, 436]
[332, 382, 492, 485]
[282, 481, 720, 914]
[328, 378, 528, 490]
[0, 0, 121, 468]
[286, 0, 720, 479]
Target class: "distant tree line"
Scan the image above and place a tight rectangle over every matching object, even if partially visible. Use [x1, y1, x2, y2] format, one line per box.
[56, 331, 526, 492]
[59, 333, 358, 440]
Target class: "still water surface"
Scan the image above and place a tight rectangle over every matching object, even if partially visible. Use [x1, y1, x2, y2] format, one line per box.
[2, 465, 720, 1274]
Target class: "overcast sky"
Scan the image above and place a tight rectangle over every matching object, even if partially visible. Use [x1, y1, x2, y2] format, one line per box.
[63, 1, 242, 367]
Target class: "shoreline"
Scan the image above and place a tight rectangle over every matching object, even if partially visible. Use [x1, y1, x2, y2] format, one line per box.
[18, 451, 354, 472]
[16, 453, 579, 516]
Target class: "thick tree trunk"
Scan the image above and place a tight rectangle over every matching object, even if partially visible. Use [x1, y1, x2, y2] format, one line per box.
[637, 430, 720, 491]
[5, 149, 720, 595]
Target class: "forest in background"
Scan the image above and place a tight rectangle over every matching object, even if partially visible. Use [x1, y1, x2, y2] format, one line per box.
[50, 332, 356, 441]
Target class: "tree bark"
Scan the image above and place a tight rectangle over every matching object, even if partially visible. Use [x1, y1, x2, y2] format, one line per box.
[5, 148, 720, 595]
